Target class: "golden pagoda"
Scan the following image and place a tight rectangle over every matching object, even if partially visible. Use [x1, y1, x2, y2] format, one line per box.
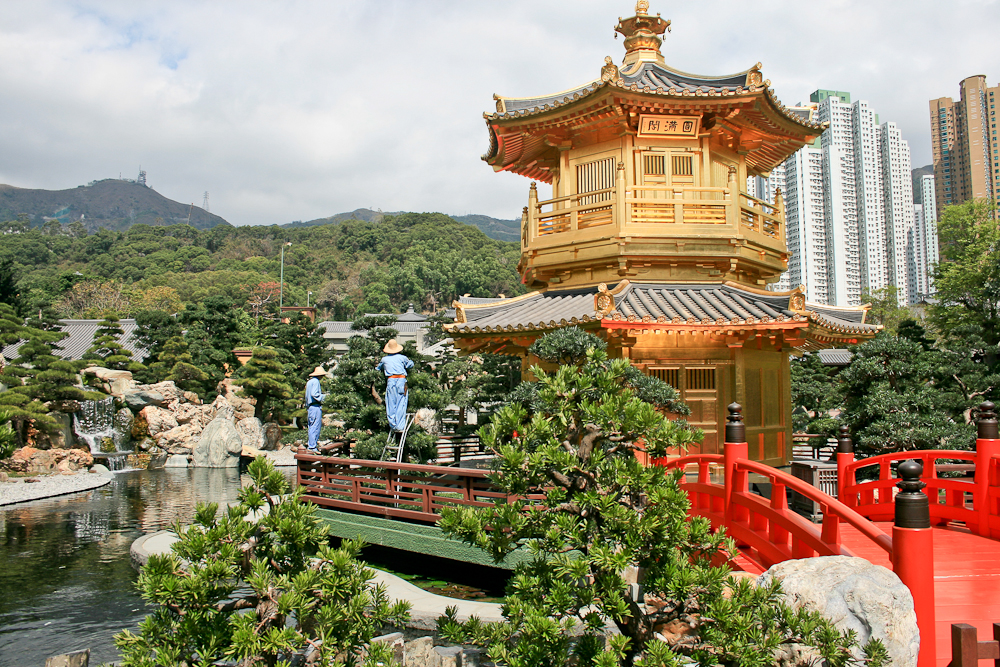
[446, 2, 878, 466]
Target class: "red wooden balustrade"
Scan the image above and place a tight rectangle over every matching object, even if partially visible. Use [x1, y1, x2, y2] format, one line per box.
[838, 443, 1000, 539]
[296, 452, 544, 523]
[947, 623, 1000, 667]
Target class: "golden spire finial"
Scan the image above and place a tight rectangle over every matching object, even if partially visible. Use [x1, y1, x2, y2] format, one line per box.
[635, 0, 649, 15]
[615, 2, 670, 66]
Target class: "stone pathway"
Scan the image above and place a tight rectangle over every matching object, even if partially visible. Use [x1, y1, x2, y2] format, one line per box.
[0, 470, 114, 506]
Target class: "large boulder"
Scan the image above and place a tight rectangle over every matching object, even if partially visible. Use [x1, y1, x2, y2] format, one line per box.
[155, 424, 201, 453]
[81, 367, 135, 396]
[123, 391, 166, 411]
[236, 417, 265, 450]
[139, 406, 178, 437]
[1, 447, 94, 474]
[262, 422, 282, 451]
[192, 417, 243, 468]
[758, 556, 918, 667]
[207, 395, 235, 422]
[174, 402, 211, 428]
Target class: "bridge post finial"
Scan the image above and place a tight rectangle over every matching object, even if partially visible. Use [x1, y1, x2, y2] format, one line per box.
[895, 460, 929, 529]
[725, 402, 745, 444]
[977, 401, 998, 440]
[836, 425, 853, 454]
[891, 459, 937, 666]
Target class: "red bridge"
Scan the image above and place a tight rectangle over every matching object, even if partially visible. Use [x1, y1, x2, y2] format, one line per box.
[658, 402, 1000, 667]
[298, 404, 1000, 667]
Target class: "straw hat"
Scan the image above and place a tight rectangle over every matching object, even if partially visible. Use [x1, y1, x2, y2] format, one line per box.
[383, 339, 403, 354]
[309, 366, 327, 377]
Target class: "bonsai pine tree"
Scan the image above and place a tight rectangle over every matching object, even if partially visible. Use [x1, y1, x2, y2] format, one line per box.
[438, 328, 884, 667]
[82, 314, 145, 374]
[0, 302, 27, 362]
[115, 457, 411, 666]
[145, 336, 211, 395]
[235, 346, 294, 421]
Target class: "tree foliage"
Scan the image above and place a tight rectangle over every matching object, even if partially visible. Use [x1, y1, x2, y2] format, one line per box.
[235, 347, 295, 421]
[115, 457, 411, 667]
[438, 330, 880, 667]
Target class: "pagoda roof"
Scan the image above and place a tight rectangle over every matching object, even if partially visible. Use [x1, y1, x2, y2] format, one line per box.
[485, 60, 826, 181]
[447, 281, 877, 348]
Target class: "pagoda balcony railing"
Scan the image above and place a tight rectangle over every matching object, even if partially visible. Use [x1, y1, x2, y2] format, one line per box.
[523, 177, 785, 252]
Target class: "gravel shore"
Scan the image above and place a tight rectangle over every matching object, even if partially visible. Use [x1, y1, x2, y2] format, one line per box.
[0, 470, 114, 506]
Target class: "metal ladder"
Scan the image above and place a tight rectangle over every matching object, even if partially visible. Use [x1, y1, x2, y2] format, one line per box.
[381, 412, 415, 463]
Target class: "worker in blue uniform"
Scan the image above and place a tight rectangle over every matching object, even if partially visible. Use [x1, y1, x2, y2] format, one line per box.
[376, 339, 413, 432]
[304, 366, 327, 452]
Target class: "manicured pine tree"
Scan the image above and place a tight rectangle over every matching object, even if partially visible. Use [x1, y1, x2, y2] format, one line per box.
[82, 314, 141, 372]
[235, 346, 294, 421]
[438, 328, 887, 667]
[146, 336, 211, 396]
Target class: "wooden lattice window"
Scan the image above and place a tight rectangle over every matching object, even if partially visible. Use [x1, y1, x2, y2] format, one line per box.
[672, 154, 694, 177]
[686, 367, 716, 391]
[576, 157, 615, 205]
[644, 154, 666, 176]
[648, 367, 681, 389]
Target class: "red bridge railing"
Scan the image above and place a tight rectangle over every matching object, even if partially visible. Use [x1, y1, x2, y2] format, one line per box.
[657, 403, 938, 667]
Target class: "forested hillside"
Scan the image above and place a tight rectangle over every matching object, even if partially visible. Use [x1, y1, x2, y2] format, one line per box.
[0, 212, 524, 321]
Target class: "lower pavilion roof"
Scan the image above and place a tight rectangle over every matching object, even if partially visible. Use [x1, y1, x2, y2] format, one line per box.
[447, 281, 879, 348]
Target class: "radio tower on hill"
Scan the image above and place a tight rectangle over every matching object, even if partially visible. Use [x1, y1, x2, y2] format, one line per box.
[202, 191, 210, 212]
[137, 168, 147, 186]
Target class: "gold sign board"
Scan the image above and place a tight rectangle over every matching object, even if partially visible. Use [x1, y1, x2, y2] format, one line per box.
[638, 114, 700, 137]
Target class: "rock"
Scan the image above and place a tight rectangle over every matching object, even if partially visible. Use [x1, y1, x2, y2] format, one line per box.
[413, 407, 438, 435]
[403, 637, 436, 667]
[123, 391, 166, 411]
[758, 556, 918, 667]
[147, 454, 168, 469]
[138, 381, 182, 408]
[91, 463, 110, 474]
[154, 423, 201, 451]
[139, 406, 178, 437]
[0, 471, 8, 482]
[82, 367, 135, 395]
[236, 417, 265, 451]
[48, 412, 76, 449]
[181, 391, 201, 405]
[192, 417, 244, 468]
[114, 407, 133, 449]
[370, 632, 405, 664]
[174, 403, 207, 426]
[321, 414, 342, 427]
[45, 648, 90, 667]
[262, 422, 282, 450]
[25, 477, 40, 483]
[164, 454, 189, 468]
[208, 395, 235, 422]
[1, 447, 93, 474]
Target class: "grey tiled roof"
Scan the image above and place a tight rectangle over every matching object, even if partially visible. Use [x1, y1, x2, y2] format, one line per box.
[450, 282, 880, 337]
[318, 321, 426, 336]
[2, 319, 146, 362]
[817, 349, 853, 366]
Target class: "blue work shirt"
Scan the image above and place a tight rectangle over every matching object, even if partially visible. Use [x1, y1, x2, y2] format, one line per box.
[305, 377, 325, 406]
[376, 353, 414, 377]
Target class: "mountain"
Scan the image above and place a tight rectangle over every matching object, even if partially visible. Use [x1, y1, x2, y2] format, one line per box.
[284, 208, 520, 242]
[0, 179, 231, 232]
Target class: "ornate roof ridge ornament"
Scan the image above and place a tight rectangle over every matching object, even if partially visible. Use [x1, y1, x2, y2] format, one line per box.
[615, 1, 671, 67]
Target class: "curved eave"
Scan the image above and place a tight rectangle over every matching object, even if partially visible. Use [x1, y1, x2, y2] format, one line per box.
[447, 314, 601, 335]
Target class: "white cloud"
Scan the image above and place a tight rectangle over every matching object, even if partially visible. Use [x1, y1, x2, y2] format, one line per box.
[0, 0, 996, 226]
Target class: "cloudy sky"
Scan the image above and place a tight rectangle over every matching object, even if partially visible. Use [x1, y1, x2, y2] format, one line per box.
[1, 1, 997, 226]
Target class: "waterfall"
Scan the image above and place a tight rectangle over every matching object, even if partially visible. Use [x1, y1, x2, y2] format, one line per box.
[74, 398, 131, 471]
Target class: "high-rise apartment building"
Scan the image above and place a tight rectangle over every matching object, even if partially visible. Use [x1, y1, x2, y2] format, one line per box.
[761, 91, 918, 306]
[909, 175, 940, 301]
[930, 76, 1000, 208]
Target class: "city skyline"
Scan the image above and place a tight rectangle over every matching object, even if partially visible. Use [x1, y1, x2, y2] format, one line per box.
[1, 1, 997, 227]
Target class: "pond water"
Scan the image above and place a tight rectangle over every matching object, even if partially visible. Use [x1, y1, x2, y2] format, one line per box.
[0, 467, 510, 667]
[0, 467, 292, 667]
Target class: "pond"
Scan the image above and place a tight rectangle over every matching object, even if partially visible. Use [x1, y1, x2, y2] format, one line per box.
[0, 466, 511, 667]
[0, 467, 291, 667]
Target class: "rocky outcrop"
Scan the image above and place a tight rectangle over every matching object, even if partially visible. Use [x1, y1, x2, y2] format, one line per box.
[123, 391, 166, 411]
[236, 417, 265, 450]
[262, 422, 282, 450]
[1, 447, 94, 474]
[81, 367, 136, 396]
[140, 406, 178, 437]
[192, 417, 243, 468]
[759, 556, 918, 667]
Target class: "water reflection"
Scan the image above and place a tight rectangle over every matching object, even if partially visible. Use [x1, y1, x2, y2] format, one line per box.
[0, 467, 296, 667]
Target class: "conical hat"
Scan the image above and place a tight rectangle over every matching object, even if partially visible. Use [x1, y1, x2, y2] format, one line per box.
[309, 366, 327, 377]
[383, 339, 403, 354]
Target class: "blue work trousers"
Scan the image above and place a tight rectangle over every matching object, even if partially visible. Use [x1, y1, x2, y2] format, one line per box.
[307, 405, 323, 450]
[385, 377, 408, 431]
